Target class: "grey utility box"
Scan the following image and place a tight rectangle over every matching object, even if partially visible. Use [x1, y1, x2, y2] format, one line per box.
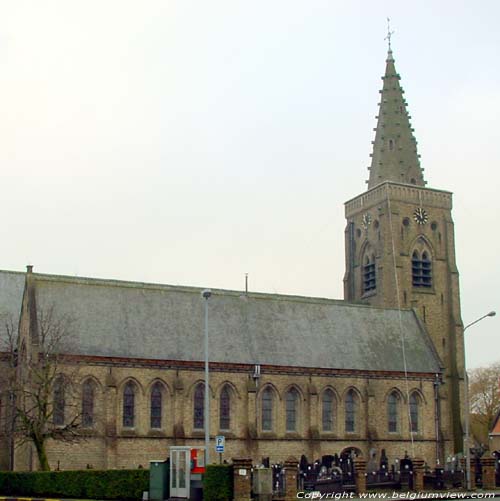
[149, 459, 170, 501]
[252, 467, 273, 501]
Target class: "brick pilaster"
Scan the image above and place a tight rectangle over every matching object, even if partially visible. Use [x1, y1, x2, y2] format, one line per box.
[354, 457, 367, 495]
[232, 457, 252, 501]
[412, 458, 425, 492]
[470, 461, 476, 490]
[284, 456, 299, 501]
[481, 457, 496, 490]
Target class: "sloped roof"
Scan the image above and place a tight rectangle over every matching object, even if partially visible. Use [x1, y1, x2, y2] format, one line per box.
[0, 269, 442, 373]
[491, 410, 500, 436]
[367, 48, 425, 189]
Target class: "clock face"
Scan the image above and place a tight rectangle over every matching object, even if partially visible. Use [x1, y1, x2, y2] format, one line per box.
[413, 207, 429, 225]
[361, 212, 372, 229]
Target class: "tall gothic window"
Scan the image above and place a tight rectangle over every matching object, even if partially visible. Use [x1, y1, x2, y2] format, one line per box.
[285, 388, 299, 432]
[387, 391, 399, 433]
[261, 387, 273, 431]
[362, 253, 376, 293]
[219, 385, 231, 431]
[82, 379, 96, 428]
[150, 382, 163, 429]
[193, 383, 205, 430]
[53, 375, 65, 425]
[412, 250, 432, 288]
[123, 382, 136, 428]
[410, 392, 420, 433]
[322, 389, 335, 432]
[345, 389, 357, 433]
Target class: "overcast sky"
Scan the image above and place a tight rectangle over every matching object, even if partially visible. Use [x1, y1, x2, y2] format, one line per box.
[1, 1, 499, 369]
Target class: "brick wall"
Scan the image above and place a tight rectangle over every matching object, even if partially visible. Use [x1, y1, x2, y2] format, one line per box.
[4, 359, 443, 470]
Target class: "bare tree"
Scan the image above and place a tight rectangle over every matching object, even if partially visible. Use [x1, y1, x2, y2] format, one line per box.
[0, 306, 83, 471]
[468, 361, 500, 447]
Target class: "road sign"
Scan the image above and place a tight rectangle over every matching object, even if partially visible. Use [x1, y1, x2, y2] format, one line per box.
[215, 435, 225, 453]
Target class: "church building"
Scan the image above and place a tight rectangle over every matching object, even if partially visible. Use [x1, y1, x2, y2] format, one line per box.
[0, 45, 465, 471]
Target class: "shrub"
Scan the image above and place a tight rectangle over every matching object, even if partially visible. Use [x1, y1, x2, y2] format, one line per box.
[0, 469, 149, 500]
[203, 464, 233, 501]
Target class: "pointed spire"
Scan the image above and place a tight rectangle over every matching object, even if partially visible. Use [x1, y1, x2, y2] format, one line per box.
[367, 41, 425, 189]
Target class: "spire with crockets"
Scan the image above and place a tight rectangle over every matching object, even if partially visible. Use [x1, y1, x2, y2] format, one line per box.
[367, 40, 425, 189]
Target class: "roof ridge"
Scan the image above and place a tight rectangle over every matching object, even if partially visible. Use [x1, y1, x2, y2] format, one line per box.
[0, 268, 414, 312]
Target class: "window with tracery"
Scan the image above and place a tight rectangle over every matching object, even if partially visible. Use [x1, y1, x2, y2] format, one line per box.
[219, 385, 231, 430]
[387, 391, 399, 433]
[123, 382, 136, 428]
[193, 383, 205, 430]
[150, 382, 163, 429]
[53, 375, 65, 425]
[410, 392, 420, 433]
[82, 379, 96, 428]
[345, 389, 357, 433]
[322, 389, 335, 432]
[285, 388, 299, 432]
[261, 387, 273, 431]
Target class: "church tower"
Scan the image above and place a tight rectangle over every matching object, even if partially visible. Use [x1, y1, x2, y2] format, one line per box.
[343, 44, 465, 457]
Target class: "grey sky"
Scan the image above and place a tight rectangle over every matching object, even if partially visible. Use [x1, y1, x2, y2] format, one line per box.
[1, 1, 499, 369]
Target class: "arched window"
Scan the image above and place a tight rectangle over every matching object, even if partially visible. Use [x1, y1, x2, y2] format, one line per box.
[53, 375, 65, 425]
[150, 382, 163, 429]
[261, 387, 273, 431]
[193, 383, 205, 430]
[362, 253, 376, 293]
[285, 388, 299, 432]
[82, 379, 96, 428]
[409, 393, 420, 433]
[412, 250, 432, 288]
[123, 382, 136, 428]
[322, 389, 335, 432]
[219, 385, 231, 430]
[387, 391, 399, 433]
[345, 389, 357, 433]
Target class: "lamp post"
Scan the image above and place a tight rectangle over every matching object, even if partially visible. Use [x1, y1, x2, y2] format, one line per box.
[202, 289, 212, 465]
[463, 310, 496, 490]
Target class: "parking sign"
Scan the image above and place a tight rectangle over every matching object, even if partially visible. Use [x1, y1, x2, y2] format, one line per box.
[215, 435, 225, 453]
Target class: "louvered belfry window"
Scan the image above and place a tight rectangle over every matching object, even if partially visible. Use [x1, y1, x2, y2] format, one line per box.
[362, 254, 376, 293]
[412, 250, 432, 287]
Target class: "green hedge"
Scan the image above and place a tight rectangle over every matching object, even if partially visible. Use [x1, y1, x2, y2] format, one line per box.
[203, 464, 233, 501]
[0, 469, 148, 500]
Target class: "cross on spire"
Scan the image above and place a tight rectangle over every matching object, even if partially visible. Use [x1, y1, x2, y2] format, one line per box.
[385, 17, 395, 51]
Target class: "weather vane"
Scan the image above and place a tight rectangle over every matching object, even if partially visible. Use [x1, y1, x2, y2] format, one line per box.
[385, 17, 395, 50]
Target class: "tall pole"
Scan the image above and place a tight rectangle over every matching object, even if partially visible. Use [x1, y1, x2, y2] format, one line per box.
[202, 289, 212, 465]
[463, 311, 496, 490]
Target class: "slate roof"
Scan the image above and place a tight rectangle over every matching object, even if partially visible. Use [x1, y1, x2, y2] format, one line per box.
[0, 269, 442, 373]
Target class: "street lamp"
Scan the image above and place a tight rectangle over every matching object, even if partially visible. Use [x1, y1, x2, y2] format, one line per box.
[463, 310, 496, 490]
[202, 289, 212, 465]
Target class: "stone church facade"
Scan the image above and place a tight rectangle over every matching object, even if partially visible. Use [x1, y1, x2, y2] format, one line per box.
[0, 47, 465, 471]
